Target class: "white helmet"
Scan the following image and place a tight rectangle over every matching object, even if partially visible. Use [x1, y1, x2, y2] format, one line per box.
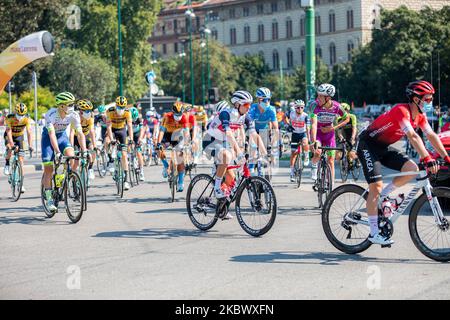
[294, 99, 305, 106]
[230, 90, 253, 106]
[256, 87, 272, 99]
[317, 83, 336, 97]
[215, 100, 230, 113]
[146, 110, 155, 117]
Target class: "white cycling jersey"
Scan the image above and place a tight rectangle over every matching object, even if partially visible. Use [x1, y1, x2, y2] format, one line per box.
[206, 108, 255, 141]
[289, 111, 310, 134]
[45, 108, 82, 135]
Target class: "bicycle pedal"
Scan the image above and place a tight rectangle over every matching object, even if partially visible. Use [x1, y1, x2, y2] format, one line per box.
[381, 244, 391, 248]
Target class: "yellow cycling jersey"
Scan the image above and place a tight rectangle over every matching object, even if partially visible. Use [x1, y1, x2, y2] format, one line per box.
[5, 114, 30, 137]
[194, 112, 208, 126]
[71, 116, 94, 136]
[106, 107, 131, 129]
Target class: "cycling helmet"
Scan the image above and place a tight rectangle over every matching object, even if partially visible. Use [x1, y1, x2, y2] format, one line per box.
[340, 102, 351, 111]
[77, 99, 94, 111]
[255, 87, 272, 99]
[15, 102, 27, 115]
[97, 105, 106, 113]
[406, 80, 435, 100]
[173, 101, 183, 114]
[215, 100, 230, 113]
[130, 107, 139, 121]
[274, 101, 282, 107]
[196, 106, 204, 113]
[56, 92, 76, 106]
[317, 83, 336, 97]
[293, 99, 305, 107]
[231, 90, 253, 106]
[116, 96, 127, 107]
[146, 110, 155, 117]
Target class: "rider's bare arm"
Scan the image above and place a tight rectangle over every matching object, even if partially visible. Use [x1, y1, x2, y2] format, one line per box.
[406, 130, 429, 159]
[426, 131, 449, 159]
[334, 113, 350, 131]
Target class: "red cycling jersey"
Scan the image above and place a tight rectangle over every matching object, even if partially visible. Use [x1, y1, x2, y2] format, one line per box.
[364, 103, 432, 146]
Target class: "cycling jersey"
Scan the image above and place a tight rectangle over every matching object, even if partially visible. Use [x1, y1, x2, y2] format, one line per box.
[160, 112, 189, 133]
[131, 118, 142, 134]
[195, 112, 208, 128]
[311, 100, 346, 147]
[45, 108, 82, 135]
[187, 112, 197, 130]
[288, 111, 310, 134]
[206, 108, 255, 141]
[362, 103, 433, 147]
[5, 114, 30, 137]
[80, 116, 94, 136]
[106, 107, 131, 129]
[144, 117, 160, 132]
[94, 114, 107, 128]
[248, 103, 277, 132]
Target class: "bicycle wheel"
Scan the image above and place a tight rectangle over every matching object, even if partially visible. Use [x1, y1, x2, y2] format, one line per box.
[128, 157, 135, 187]
[409, 187, 450, 262]
[11, 162, 23, 202]
[65, 171, 84, 223]
[317, 161, 332, 209]
[41, 177, 57, 218]
[339, 155, 349, 183]
[351, 158, 362, 181]
[97, 150, 107, 178]
[294, 154, 303, 188]
[115, 163, 124, 198]
[186, 174, 218, 231]
[322, 184, 372, 254]
[235, 176, 277, 237]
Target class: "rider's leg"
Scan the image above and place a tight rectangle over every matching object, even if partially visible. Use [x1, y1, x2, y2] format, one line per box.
[311, 142, 322, 180]
[214, 149, 232, 196]
[302, 138, 310, 165]
[328, 152, 336, 182]
[367, 181, 384, 236]
[380, 160, 418, 198]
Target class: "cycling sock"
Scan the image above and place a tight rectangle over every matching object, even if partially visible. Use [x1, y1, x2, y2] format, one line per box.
[5, 159, 10, 165]
[290, 166, 295, 175]
[369, 216, 379, 237]
[45, 189, 52, 200]
[162, 159, 169, 168]
[214, 176, 222, 190]
[124, 170, 128, 181]
[380, 182, 396, 198]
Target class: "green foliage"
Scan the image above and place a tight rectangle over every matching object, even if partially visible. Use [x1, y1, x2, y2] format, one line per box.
[0, 87, 55, 118]
[234, 55, 270, 96]
[47, 48, 116, 105]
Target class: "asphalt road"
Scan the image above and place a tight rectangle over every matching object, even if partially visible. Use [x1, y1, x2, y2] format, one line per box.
[1, 159, 449, 300]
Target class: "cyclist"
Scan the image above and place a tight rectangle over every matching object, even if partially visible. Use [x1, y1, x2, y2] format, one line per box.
[70, 99, 96, 181]
[143, 109, 160, 157]
[129, 106, 145, 181]
[42, 92, 87, 212]
[285, 99, 310, 182]
[310, 83, 349, 183]
[94, 105, 112, 165]
[106, 96, 133, 191]
[194, 105, 208, 133]
[3, 102, 33, 192]
[357, 80, 450, 246]
[335, 102, 358, 165]
[157, 101, 190, 192]
[274, 101, 286, 128]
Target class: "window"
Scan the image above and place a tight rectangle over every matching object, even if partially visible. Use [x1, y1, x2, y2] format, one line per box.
[272, 20, 278, 40]
[329, 11, 336, 32]
[315, 15, 321, 34]
[230, 27, 236, 45]
[286, 18, 293, 39]
[347, 9, 354, 29]
[300, 46, 305, 65]
[273, 50, 279, 70]
[162, 43, 167, 55]
[285, 0, 292, 10]
[229, 8, 235, 19]
[287, 48, 293, 68]
[271, 2, 278, 13]
[257, 3, 264, 14]
[243, 7, 249, 17]
[300, 16, 305, 36]
[162, 25, 166, 35]
[174, 42, 178, 53]
[347, 40, 354, 61]
[258, 23, 265, 42]
[316, 44, 322, 60]
[329, 43, 336, 65]
[244, 25, 251, 43]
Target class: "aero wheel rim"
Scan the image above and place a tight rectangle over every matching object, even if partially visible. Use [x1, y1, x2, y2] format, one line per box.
[189, 176, 216, 227]
[66, 174, 83, 219]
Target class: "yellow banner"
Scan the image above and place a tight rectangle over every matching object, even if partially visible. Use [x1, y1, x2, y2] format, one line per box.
[0, 31, 54, 94]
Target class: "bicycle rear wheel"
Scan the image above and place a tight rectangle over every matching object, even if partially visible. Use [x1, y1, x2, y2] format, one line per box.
[65, 172, 85, 223]
[11, 162, 23, 202]
[186, 174, 218, 231]
[351, 158, 362, 181]
[235, 176, 277, 237]
[409, 188, 450, 262]
[97, 150, 107, 178]
[322, 184, 372, 254]
[41, 176, 57, 218]
[294, 154, 303, 188]
[115, 163, 124, 198]
[339, 156, 349, 183]
[169, 172, 176, 202]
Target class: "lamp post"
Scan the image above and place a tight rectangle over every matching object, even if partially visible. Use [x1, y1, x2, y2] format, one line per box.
[117, 0, 124, 95]
[185, 8, 196, 108]
[179, 50, 186, 102]
[200, 40, 206, 107]
[204, 11, 212, 104]
[304, 1, 315, 110]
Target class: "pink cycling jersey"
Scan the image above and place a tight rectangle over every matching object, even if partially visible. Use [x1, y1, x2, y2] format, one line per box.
[311, 99, 346, 146]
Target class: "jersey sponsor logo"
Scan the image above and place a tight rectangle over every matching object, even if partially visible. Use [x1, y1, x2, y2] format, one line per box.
[368, 122, 394, 138]
[363, 149, 373, 172]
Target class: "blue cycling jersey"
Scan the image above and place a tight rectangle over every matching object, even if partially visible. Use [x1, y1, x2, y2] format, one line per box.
[248, 103, 277, 131]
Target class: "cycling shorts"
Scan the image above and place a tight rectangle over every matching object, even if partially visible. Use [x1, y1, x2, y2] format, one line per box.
[202, 134, 229, 164]
[357, 133, 410, 184]
[112, 128, 127, 145]
[291, 132, 307, 151]
[101, 127, 107, 140]
[41, 129, 73, 165]
[4, 132, 25, 150]
[316, 133, 336, 157]
[161, 131, 184, 148]
[74, 135, 92, 150]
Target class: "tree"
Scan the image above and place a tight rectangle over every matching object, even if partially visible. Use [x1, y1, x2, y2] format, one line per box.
[234, 54, 270, 96]
[47, 48, 116, 105]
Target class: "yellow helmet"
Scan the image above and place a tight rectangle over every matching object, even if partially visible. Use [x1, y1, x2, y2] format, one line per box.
[15, 102, 27, 115]
[196, 106, 204, 113]
[77, 99, 94, 111]
[116, 96, 127, 107]
[274, 101, 282, 107]
[173, 101, 184, 114]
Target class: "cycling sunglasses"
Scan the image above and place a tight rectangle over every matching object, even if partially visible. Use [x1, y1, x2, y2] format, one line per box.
[240, 102, 251, 108]
[260, 98, 271, 103]
[295, 105, 304, 109]
[422, 96, 433, 103]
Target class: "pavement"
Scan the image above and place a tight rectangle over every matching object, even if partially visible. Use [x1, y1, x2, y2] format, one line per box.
[1, 156, 449, 300]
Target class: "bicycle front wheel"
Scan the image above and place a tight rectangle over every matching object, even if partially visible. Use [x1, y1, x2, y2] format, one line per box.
[65, 172, 85, 223]
[322, 184, 371, 254]
[186, 174, 218, 231]
[409, 188, 450, 262]
[317, 162, 332, 209]
[11, 162, 23, 202]
[235, 176, 277, 237]
[41, 177, 57, 218]
[97, 150, 107, 178]
[294, 154, 303, 188]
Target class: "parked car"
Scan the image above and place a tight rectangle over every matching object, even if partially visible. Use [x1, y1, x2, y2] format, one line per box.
[428, 131, 450, 188]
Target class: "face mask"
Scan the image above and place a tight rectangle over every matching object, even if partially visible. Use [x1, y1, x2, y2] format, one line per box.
[116, 108, 125, 116]
[16, 114, 24, 121]
[422, 101, 433, 113]
[259, 102, 269, 111]
[82, 111, 91, 119]
[63, 104, 75, 113]
[174, 114, 182, 121]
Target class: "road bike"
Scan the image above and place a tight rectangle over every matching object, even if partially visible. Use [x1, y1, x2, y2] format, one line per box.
[7, 146, 26, 201]
[40, 154, 86, 223]
[95, 141, 108, 178]
[183, 143, 197, 180]
[291, 142, 306, 188]
[322, 161, 450, 262]
[143, 138, 159, 166]
[338, 139, 362, 183]
[110, 141, 125, 198]
[186, 155, 277, 237]
[128, 143, 140, 187]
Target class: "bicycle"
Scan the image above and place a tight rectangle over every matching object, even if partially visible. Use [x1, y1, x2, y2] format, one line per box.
[7, 146, 26, 202]
[128, 143, 141, 187]
[184, 143, 197, 180]
[95, 141, 108, 178]
[312, 145, 343, 209]
[186, 154, 277, 237]
[167, 146, 180, 202]
[291, 142, 305, 189]
[40, 154, 86, 223]
[110, 141, 125, 198]
[321, 160, 450, 262]
[338, 139, 360, 183]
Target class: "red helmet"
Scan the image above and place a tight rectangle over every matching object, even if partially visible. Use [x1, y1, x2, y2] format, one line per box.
[406, 80, 435, 99]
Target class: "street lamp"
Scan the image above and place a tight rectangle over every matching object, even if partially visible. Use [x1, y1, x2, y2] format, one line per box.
[203, 27, 211, 105]
[200, 40, 206, 107]
[179, 51, 186, 102]
[185, 8, 196, 108]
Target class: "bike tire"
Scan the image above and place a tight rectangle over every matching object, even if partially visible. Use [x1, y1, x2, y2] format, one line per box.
[97, 150, 107, 178]
[409, 187, 450, 262]
[41, 177, 57, 218]
[351, 159, 362, 181]
[322, 184, 372, 254]
[186, 174, 218, 231]
[170, 174, 176, 202]
[11, 162, 23, 202]
[235, 176, 277, 237]
[295, 155, 303, 188]
[340, 156, 349, 183]
[65, 171, 84, 223]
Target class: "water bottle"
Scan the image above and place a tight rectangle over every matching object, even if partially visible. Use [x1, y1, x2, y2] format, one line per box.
[382, 199, 393, 218]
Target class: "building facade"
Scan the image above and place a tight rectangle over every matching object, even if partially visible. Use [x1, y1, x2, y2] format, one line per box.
[149, 0, 448, 71]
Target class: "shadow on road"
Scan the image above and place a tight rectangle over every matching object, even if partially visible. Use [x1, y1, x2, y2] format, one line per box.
[0, 215, 70, 225]
[230, 250, 433, 265]
[93, 227, 249, 240]
[278, 206, 321, 216]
